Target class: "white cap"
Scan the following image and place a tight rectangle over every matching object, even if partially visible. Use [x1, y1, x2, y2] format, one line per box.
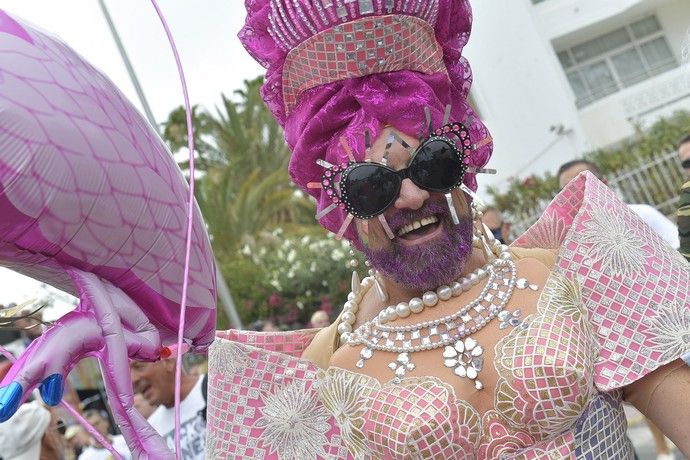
[0, 401, 51, 460]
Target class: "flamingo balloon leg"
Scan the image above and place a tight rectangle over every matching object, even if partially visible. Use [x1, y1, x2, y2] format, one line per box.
[1, 270, 174, 458]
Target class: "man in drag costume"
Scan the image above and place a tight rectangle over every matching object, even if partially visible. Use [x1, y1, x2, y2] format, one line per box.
[205, 1, 690, 458]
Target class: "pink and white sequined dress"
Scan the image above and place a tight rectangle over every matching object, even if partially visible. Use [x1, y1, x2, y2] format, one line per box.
[205, 173, 689, 459]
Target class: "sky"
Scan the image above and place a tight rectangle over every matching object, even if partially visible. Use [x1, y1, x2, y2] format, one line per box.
[0, 0, 264, 313]
[0, 0, 264, 122]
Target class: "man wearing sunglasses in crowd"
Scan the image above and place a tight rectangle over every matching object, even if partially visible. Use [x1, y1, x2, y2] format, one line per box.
[205, 1, 690, 458]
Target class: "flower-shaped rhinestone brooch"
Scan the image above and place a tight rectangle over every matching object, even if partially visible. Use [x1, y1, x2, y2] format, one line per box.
[443, 337, 485, 390]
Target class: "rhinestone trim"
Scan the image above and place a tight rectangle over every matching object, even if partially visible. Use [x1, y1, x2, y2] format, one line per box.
[283, 15, 446, 112]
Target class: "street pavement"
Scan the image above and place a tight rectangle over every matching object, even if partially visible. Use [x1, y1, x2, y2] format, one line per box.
[626, 405, 685, 460]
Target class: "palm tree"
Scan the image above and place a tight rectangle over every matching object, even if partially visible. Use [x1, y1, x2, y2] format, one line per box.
[199, 167, 318, 258]
[161, 77, 319, 260]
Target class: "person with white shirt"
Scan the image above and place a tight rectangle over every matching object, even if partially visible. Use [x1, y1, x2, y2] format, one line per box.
[0, 401, 50, 460]
[77, 409, 131, 460]
[130, 359, 206, 460]
[558, 160, 680, 248]
[627, 203, 680, 248]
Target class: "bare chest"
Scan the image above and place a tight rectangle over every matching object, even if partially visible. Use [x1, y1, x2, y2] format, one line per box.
[331, 258, 549, 409]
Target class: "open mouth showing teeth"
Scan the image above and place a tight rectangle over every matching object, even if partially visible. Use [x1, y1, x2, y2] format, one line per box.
[396, 216, 440, 239]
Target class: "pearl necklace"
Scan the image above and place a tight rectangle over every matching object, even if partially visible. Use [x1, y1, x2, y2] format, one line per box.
[337, 240, 512, 345]
[338, 241, 521, 389]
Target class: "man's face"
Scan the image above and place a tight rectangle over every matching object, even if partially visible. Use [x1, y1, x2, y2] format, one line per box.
[679, 141, 690, 176]
[558, 163, 592, 189]
[482, 209, 510, 244]
[69, 430, 92, 450]
[130, 360, 174, 408]
[355, 128, 474, 291]
[85, 412, 110, 438]
[310, 311, 330, 328]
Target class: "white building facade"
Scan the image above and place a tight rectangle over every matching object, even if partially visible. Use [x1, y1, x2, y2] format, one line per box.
[465, 0, 690, 191]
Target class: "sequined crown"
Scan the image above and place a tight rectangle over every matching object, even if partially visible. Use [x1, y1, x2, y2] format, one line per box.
[252, 0, 446, 114]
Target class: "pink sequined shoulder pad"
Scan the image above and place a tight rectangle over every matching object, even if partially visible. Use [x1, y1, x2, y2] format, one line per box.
[514, 171, 690, 390]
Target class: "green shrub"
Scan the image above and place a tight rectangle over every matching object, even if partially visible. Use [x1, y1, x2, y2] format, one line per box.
[220, 230, 367, 328]
[487, 111, 690, 218]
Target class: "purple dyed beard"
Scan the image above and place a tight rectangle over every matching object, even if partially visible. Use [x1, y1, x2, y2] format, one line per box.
[361, 198, 474, 292]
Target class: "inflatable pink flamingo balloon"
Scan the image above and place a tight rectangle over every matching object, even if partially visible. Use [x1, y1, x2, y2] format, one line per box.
[0, 10, 216, 458]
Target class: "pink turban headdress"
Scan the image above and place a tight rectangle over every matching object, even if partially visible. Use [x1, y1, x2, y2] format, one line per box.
[240, 0, 492, 244]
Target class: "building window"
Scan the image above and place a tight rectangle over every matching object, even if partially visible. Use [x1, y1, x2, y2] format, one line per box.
[557, 17, 678, 108]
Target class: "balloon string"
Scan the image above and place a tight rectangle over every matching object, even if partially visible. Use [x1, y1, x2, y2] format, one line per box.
[0, 344, 123, 460]
[148, 1, 197, 459]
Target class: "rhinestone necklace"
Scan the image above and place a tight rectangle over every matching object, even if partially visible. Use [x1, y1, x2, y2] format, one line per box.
[345, 242, 521, 389]
[337, 240, 512, 344]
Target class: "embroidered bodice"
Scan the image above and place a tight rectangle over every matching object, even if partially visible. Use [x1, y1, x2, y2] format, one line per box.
[205, 173, 689, 459]
[316, 270, 624, 459]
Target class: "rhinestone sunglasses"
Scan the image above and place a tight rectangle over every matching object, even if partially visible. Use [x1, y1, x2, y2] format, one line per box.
[309, 112, 494, 239]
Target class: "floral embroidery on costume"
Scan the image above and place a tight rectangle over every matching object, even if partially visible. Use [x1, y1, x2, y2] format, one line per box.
[455, 401, 483, 459]
[538, 272, 584, 320]
[577, 205, 648, 277]
[648, 301, 690, 362]
[543, 175, 689, 390]
[317, 368, 373, 459]
[367, 376, 480, 458]
[478, 410, 533, 459]
[317, 369, 481, 459]
[514, 210, 568, 249]
[208, 338, 249, 374]
[205, 339, 349, 459]
[255, 380, 331, 460]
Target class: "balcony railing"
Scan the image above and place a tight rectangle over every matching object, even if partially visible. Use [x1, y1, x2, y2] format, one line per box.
[510, 150, 684, 236]
[621, 66, 690, 118]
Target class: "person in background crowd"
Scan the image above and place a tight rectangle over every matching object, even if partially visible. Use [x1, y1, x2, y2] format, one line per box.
[248, 320, 264, 331]
[0, 339, 65, 460]
[558, 159, 680, 249]
[261, 319, 280, 332]
[0, 304, 21, 347]
[679, 134, 690, 175]
[2, 303, 45, 359]
[678, 135, 690, 262]
[480, 206, 512, 244]
[40, 410, 66, 460]
[310, 310, 331, 328]
[0, 357, 11, 384]
[64, 425, 92, 460]
[130, 359, 206, 460]
[77, 410, 131, 460]
[0, 401, 51, 460]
